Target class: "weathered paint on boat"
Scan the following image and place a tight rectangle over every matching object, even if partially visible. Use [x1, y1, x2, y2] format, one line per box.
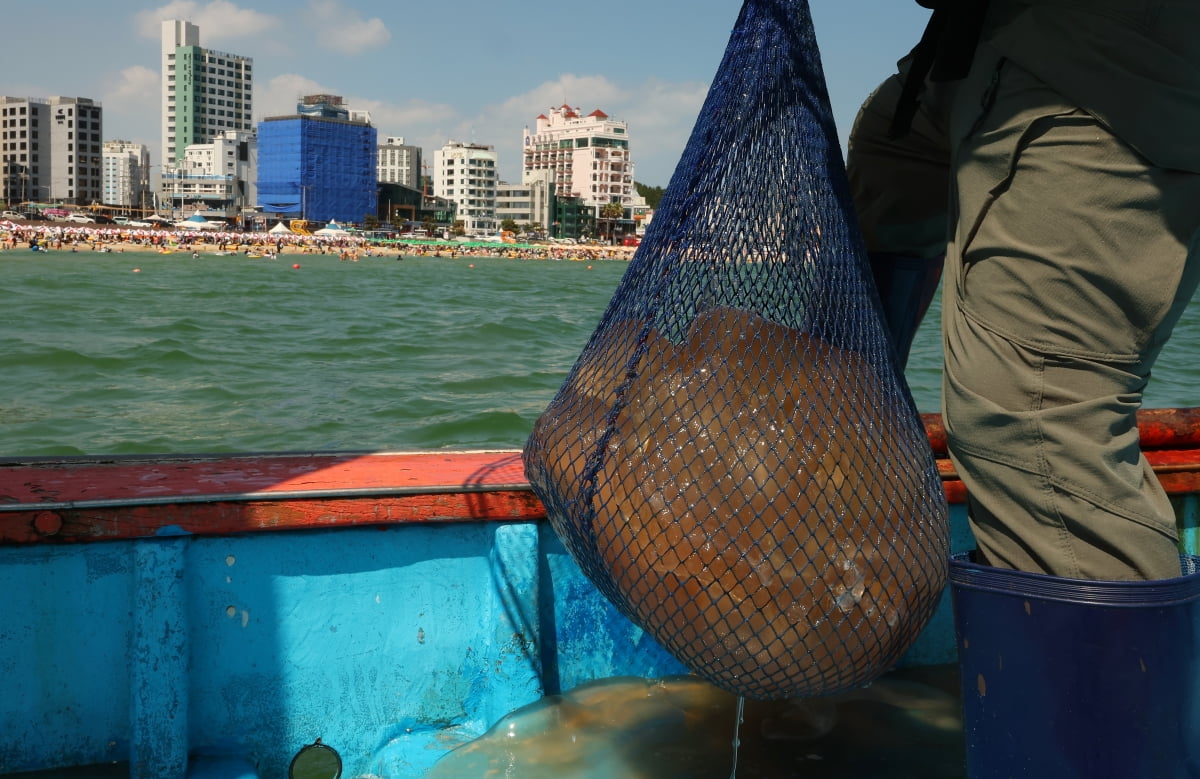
[2, 409, 1200, 778]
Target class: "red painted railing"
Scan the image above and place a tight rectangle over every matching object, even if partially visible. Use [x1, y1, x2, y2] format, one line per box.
[3, 409, 1199, 545]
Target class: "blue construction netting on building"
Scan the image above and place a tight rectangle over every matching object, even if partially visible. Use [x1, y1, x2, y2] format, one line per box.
[257, 116, 378, 225]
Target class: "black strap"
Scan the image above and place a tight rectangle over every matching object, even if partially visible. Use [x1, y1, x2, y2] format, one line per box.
[888, 0, 991, 140]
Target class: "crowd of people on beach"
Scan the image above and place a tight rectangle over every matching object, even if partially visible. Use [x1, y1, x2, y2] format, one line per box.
[0, 222, 638, 262]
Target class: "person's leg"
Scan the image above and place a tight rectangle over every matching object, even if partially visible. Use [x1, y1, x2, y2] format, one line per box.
[847, 60, 952, 367]
[942, 49, 1200, 580]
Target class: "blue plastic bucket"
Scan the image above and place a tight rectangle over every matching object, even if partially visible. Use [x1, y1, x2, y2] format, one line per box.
[950, 553, 1200, 778]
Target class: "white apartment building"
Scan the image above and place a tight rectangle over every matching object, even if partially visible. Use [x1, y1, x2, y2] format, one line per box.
[0, 96, 102, 206]
[432, 141, 498, 236]
[377, 136, 421, 191]
[102, 140, 151, 211]
[162, 129, 257, 223]
[522, 105, 637, 210]
[161, 20, 253, 167]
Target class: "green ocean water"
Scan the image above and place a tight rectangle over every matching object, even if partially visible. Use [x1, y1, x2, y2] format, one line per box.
[1, 248, 1197, 457]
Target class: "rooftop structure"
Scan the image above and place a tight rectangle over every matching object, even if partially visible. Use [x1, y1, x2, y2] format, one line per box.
[297, 94, 348, 120]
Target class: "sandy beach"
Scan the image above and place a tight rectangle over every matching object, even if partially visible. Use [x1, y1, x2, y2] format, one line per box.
[0, 221, 638, 262]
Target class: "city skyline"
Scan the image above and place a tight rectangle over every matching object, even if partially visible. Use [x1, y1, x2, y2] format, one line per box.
[0, 1, 929, 187]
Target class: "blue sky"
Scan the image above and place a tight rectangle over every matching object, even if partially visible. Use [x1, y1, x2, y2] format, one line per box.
[0, 0, 929, 187]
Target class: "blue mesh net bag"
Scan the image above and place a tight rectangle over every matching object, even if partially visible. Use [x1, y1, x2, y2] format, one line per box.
[523, 0, 950, 700]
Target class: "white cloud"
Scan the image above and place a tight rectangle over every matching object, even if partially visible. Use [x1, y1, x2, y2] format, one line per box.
[614, 77, 711, 186]
[101, 66, 163, 156]
[460, 73, 710, 186]
[461, 75, 626, 181]
[259, 73, 327, 120]
[259, 74, 460, 178]
[259, 74, 457, 126]
[136, 1, 279, 43]
[306, 0, 392, 55]
[257, 71, 707, 188]
[108, 65, 160, 104]
[345, 97, 462, 149]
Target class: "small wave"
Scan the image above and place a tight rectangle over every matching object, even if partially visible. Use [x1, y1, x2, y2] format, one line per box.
[0, 345, 129, 372]
[406, 409, 534, 450]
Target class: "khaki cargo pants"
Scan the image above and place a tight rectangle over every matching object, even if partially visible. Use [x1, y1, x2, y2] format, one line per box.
[848, 44, 1200, 580]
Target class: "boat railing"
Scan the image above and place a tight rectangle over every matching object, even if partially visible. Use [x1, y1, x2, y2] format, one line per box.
[2, 408, 1200, 545]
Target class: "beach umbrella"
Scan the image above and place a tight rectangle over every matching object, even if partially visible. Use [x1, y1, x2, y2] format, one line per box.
[176, 215, 220, 230]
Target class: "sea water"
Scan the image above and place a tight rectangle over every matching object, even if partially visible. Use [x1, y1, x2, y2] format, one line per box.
[0, 250, 617, 455]
[4, 247, 1198, 457]
[5, 247, 1197, 776]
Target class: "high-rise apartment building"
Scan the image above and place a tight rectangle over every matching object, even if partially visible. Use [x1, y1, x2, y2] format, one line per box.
[521, 105, 636, 209]
[161, 20, 254, 167]
[1, 96, 103, 206]
[433, 141, 498, 236]
[377, 136, 421, 191]
[102, 140, 151, 211]
[1, 98, 48, 206]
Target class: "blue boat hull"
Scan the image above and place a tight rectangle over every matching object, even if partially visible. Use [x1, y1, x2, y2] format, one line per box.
[3, 422, 1199, 777]
[2, 511, 976, 778]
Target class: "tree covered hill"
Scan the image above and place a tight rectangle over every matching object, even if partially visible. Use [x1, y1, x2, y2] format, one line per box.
[635, 182, 665, 210]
